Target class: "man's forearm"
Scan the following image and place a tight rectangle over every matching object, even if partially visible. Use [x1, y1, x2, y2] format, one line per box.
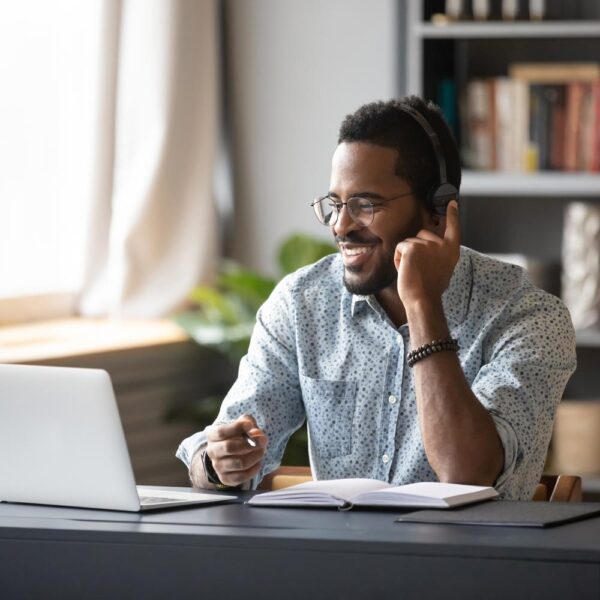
[406, 298, 504, 486]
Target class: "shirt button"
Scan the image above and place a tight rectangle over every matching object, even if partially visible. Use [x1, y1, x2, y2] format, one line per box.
[382, 453, 390, 464]
[388, 394, 398, 405]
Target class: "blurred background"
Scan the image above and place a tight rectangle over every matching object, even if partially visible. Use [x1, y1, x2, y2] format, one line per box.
[1, 0, 600, 494]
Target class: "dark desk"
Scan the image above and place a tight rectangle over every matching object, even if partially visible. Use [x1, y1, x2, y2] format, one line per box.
[1, 494, 600, 599]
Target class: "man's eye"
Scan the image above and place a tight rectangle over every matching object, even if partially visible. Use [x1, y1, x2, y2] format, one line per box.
[353, 199, 373, 212]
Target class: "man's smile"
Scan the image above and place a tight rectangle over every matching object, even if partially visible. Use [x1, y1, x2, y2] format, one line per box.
[338, 242, 377, 268]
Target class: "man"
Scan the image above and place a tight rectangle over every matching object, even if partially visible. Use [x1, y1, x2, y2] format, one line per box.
[177, 96, 576, 500]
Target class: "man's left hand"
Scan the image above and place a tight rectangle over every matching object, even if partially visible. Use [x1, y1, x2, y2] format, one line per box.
[393, 200, 460, 308]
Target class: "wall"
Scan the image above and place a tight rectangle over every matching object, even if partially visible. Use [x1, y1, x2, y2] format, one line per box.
[225, 0, 399, 274]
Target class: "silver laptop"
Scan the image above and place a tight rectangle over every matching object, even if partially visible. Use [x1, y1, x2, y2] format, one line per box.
[0, 364, 236, 511]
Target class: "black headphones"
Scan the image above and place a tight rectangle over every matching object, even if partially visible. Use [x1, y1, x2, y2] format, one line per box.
[398, 104, 459, 216]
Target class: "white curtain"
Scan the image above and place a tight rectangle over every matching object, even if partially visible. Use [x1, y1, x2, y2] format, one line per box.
[79, 0, 219, 317]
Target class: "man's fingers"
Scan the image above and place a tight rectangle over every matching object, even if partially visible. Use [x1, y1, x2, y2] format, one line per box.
[219, 462, 262, 487]
[443, 200, 460, 245]
[210, 432, 269, 459]
[207, 414, 261, 442]
[214, 448, 264, 474]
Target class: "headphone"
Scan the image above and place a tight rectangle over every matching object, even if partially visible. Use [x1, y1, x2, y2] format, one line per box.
[398, 104, 459, 216]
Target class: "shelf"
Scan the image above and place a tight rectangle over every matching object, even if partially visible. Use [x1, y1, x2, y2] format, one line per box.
[460, 171, 600, 197]
[416, 20, 600, 39]
[575, 329, 600, 348]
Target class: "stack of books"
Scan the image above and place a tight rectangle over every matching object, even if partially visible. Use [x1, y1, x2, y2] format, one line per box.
[462, 63, 600, 173]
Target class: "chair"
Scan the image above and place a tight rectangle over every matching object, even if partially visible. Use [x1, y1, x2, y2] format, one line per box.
[257, 466, 313, 491]
[532, 474, 582, 502]
[260, 467, 583, 502]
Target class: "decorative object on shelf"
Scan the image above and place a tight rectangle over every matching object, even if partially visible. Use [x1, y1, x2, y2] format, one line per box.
[562, 202, 600, 330]
[502, 0, 519, 20]
[446, 0, 464, 21]
[472, 0, 490, 20]
[529, 0, 545, 21]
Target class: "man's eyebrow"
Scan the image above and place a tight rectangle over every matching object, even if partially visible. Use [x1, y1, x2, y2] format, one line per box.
[327, 191, 385, 200]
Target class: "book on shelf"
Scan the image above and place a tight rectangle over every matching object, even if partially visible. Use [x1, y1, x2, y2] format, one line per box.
[461, 62, 600, 173]
[247, 478, 499, 510]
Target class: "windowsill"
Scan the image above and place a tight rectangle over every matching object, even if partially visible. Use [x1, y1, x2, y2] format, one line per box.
[0, 317, 189, 363]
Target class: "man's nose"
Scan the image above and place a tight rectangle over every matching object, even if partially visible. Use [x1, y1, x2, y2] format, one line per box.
[332, 204, 361, 238]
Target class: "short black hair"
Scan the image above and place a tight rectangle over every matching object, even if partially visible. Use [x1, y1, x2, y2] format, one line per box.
[337, 96, 461, 212]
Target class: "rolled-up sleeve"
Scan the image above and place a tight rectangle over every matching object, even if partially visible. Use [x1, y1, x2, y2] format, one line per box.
[471, 288, 577, 499]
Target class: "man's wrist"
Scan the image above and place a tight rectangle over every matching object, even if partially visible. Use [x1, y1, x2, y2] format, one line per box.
[404, 297, 449, 343]
[201, 450, 241, 491]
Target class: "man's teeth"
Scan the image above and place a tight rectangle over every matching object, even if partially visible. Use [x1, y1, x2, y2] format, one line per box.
[344, 246, 371, 256]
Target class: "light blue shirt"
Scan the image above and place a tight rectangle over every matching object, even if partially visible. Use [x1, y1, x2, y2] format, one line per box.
[177, 246, 576, 500]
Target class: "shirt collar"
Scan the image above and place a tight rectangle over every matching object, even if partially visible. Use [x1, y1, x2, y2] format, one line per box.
[349, 246, 471, 326]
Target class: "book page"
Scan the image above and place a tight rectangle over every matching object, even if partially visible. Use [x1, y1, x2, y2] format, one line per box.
[248, 478, 392, 506]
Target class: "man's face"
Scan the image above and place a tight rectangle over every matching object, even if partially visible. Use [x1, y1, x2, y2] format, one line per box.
[329, 141, 433, 296]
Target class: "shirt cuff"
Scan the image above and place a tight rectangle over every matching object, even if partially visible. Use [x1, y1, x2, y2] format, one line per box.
[489, 411, 520, 492]
[175, 430, 208, 469]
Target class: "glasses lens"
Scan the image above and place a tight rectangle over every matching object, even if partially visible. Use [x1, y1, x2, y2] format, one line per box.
[313, 196, 337, 226]
[347, 197, 374, 226]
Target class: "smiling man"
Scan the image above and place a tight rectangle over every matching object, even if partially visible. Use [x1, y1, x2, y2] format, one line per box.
[177, 97, 576, 500]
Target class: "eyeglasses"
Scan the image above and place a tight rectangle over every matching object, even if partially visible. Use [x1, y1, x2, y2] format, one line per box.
[310, 190, 414, 228]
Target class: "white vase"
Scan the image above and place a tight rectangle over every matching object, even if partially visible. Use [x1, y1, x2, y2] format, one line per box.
[562, 202, 600, 330]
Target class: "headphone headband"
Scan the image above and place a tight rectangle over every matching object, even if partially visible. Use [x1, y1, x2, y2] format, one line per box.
[398, 104, 448, 185]
[397, 103, 458, 216]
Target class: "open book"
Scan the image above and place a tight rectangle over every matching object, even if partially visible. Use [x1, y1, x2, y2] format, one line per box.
[248, 478, 498, 509]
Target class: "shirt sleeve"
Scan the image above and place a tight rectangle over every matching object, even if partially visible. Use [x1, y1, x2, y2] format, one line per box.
[176, 276, 305, 485]
[470, 287, 577, 500]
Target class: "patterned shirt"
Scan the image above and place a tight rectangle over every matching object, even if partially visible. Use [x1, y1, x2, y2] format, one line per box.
[177, 246, 576, 500]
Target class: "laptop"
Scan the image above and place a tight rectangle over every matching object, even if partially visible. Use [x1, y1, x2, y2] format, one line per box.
[0, 364, 236, 511]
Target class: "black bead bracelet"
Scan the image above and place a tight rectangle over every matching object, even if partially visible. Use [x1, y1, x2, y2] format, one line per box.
[407, 338, 459, 368]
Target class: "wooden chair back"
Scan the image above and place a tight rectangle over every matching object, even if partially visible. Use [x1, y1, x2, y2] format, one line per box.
[532, 474, 582, 502]
[258, 466, 312, 491]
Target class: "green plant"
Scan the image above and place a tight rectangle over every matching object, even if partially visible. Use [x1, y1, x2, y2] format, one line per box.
[172, 233, 337, 465]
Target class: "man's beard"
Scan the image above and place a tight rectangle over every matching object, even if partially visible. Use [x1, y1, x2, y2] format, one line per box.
[339, 211, 424, 296]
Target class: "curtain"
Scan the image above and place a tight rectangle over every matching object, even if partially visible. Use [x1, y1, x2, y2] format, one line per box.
[79, 0, 219, 317]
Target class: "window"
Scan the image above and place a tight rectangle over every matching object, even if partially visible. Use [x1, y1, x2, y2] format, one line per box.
[0, 1, 101, 300]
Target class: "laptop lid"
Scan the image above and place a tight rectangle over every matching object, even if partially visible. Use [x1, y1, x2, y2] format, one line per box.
[0, 364, 141, 511]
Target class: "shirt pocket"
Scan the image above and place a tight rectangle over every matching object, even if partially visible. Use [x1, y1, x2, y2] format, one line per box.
[300, 375, 356, 459]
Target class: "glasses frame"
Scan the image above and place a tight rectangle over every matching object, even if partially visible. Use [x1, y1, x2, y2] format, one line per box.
[310, 190, 415, 228]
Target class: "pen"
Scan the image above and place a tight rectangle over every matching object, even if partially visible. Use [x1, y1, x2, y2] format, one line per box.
[243, 432, 258, 448]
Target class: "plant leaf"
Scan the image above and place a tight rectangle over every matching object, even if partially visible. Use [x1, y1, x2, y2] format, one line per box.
[277, 234, 337, 275]
[187, 286, 244, 325]
[218, 262, 276, 311]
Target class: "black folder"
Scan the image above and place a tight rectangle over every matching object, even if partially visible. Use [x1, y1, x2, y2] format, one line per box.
[396, 500, 600, 528]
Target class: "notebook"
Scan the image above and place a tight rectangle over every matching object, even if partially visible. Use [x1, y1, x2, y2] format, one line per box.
[247, 478, 498, 509]
[396, 500, 600, 528]
[0, 364, 236, 512]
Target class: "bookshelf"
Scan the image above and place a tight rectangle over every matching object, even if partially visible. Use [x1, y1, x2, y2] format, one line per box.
[405, 0, 600, 341]
[461, 171, 600, 196]
[405, 1, 600, 485]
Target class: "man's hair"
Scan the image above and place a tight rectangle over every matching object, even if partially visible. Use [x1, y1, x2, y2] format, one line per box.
[337, 96, 461, 212]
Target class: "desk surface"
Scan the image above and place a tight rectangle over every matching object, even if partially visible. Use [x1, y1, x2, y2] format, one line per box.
[2, 493, 600, 599]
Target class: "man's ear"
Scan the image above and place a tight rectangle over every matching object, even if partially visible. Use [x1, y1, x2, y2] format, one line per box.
[421, 208, 445, 237]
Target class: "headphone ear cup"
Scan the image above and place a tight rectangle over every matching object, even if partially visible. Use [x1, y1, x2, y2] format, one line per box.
[431, 182, 459, 216]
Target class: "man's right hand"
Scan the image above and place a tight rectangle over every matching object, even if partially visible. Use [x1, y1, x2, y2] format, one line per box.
[191, 414, 268, 489]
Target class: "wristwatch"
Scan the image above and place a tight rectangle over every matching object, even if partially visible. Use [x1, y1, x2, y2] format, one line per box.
[201, 450, 240, 491]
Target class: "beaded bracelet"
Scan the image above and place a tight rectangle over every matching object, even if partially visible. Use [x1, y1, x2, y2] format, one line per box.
[407, 338, 459, 368]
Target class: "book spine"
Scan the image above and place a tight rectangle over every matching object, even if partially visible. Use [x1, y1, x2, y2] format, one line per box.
[564, 82, 584, 172]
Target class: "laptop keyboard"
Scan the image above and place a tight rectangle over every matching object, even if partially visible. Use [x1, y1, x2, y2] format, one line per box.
[139, 495, 183, 505]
